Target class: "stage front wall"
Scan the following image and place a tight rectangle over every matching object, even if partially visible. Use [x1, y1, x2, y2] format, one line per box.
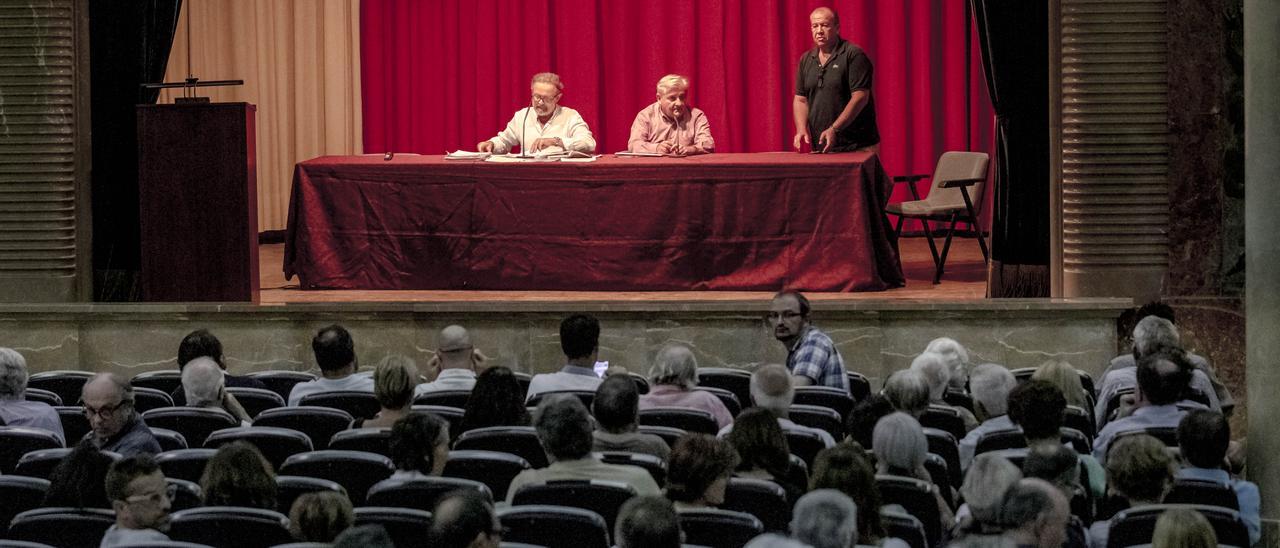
[284, 153, 905, 292]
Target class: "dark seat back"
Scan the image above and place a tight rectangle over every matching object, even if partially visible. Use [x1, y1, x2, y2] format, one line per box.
[22, 388, 61, 406]
[14, 447, 76, 479]
[498, 504, 610, 548]
[0, 476, 51, 535]
[442, 450, 531, 501]
[54, 406, 90, 443]
[847, 371, 872, 402]
[923, 453, 954, 508]
[279, 450, 395, 504]
[150, 427, 190, 452]
[1165, 478, 1240, 510]
[225, 387, 286, 419]
[526, 390, 595, 410]
[132, 386, 176, 413]
[788, 404, 844, 440]
[923, 427, 961, 489]
[328, 427, 393, 457]
[167, 506, 294, 548]
[156, 448, 218, 483]
[974, 427, 1026, 456]
[919, 404, 965, 440]
[454, 426, 548, 468]
[942, 388, 974, 414]
[693, 386, 741, 418]
[367, 477, 493, 510]
[877, 474, 943, 547]
[696, 368, 753, 413]
[1065, 405, 1096, 440]
[792, 386, 855, 420]
[880, 508, 928, 548]
[0, 427, 63, 474]
[245, 371, 317, 402]
[637, 425, 686, 448]
[511, 480, 637, 536]
[353, 506, 434, 548]
[638, 407, 717, 435]
[131, 370, 184, 395]
[677, 508, 765, 548]
[140, 406, 238, 447]
[298, 391, 380, 420]
[166, 477, 203, 511]
[1107, 504, 1248, 548]
[7, 507, 115, 548]
[783, 428, 826, 467]
[412, 389, 472, 409]
[204, 426, 314, 470]
[628, 373, 650, 395]
[26, 371, 92, 408]
[276, 474, 347, 515]
[598, 451, 666, 486]
[721, 478, 790, 532]
[411, 405, 465, 439]
[253, 406, 354, 448]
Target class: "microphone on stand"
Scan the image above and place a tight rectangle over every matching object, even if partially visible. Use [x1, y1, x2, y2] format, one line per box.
[519, 102, 532, 158]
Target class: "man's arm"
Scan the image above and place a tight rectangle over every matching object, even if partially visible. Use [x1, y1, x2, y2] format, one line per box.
[689, 110, 715, 154]
[627, 110, 660, 153]
[792, 95, 810, 151]
[792, 375, 815, 387]
[481, 111, 522, 154]
[817, 89, 868, 152]
[559, 110, 596, 153]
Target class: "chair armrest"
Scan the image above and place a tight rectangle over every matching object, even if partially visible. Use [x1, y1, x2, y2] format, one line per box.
[939, 177, 985, 189]
[892, 174, 929, 184]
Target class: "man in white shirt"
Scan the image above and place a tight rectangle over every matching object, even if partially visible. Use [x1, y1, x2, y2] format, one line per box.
[476, 72, 596, 155]
[0, 347, 65, 443]
[718, 363, 836, 448]
[526, 314, 604, 402]
[288, 324, 374, 406]
[100, 455, 172, 547]
[416, 325, 480, 397]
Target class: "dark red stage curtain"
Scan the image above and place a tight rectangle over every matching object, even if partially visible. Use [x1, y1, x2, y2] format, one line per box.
[359, 0, 993, 205]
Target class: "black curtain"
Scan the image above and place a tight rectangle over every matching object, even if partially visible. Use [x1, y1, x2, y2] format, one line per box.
[971, 0, 1050, 297]
[89, 0, 182, 301]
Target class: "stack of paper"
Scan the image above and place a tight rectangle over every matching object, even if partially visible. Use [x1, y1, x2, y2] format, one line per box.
[445, 150, 491, 160]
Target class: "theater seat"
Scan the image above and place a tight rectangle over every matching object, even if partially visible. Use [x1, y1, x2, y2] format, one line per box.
[598, 451, 666, 486]
[353, 507, 433, 548]
[923, 427, 961, 489]
[788, 404, 844, 440]
[167, 506, 294, 548]
[454, 426, 548, 468]
[919, 404, 965, 440]
[328, 427, 392, 457]
[696, 368, 752, 412]
[443, 450, 531, 501]
[943, 388, 974, 414]
[877, 475, 943, 547]
[498, 505, 610, 548]
[298, 391, 380, 421]
[411, 405, 465, 437]
[276, 475, 348, 515]
[721, 478, 790, 532]
[132, 386, 177, 413]
[0, 476, 51, 536]
[677, 508, 764, 548]
[783, 428, 826, 467]
[880, 508, 928, 548]
[156, 448, 219, 483]
[253, 406, 354, 448]
[131, 370, 183, 395]
[847, 371, 872, 402]
[1164, 478, 1240, 510]
[204, 426, 313, 470]
[792, 386, 855, 420]
[225, 387, 286, 419]
[26, 371, 92, 408]
[54, 406, 90, 443]
[0, 426, 63, 474]
[1107, 504, 1248, 548]
[13, 447, 74, 479]
[367, 477, 493, 510]
[7, 507, 116, 548]
[637, 425, 686, 448]
[140, 407, 238, 448]
[245, 371, 317, 402]
[150, 427, 190, 452]
[23, 387, 62, 406]
[413, 389, 472, 409]
[510, 480, 637, 535]
[525, 390, 595, 410]
[638, 407, 717, 435]
[693, 386, 741, 418]
[280, 450, 395, 504]
[167, 478, 203, 511]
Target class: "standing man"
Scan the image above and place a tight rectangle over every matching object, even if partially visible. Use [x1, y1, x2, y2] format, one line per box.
[769, 291, 849, 390]
[477, 72, 596, 155]
[628, 74, 714, 155]
[792, 7, 880, 153]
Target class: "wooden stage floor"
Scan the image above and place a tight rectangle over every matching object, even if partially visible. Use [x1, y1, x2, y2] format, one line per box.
[259, 237, 988, 304]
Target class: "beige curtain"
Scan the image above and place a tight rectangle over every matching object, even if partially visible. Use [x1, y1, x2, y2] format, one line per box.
[162, 0, 364, 232]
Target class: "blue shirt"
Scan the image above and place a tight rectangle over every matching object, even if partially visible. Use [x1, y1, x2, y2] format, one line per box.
[1178, 466, 1260, 545]
[958, 415, 1014, 472]
[1092, 404, 1187, 465]
[88, 414, 162, 457]
[787, 326, 849, 390]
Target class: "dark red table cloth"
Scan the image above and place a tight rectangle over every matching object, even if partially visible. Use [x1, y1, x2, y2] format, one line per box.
[284, 153, 904, 291]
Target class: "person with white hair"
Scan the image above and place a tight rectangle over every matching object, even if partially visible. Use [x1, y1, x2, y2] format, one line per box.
[718, 363, 835, 447]
[743, 534, 811, 548]
[627, 74, 714, 155]
[476, 72, 596, 155]
[911, 352, 978, 430]
[951, 453, 1022, 540]
[925, 337, 971, 391]
[872, 412, 955, 533]
[0, 347, 64, 441]
[1094, 314, 1220, 428]
[639, 344, 732, 429]
[881, 369, 931, 417]
[791, 489, 859, 548]
[957, 363, 1017, 470]
[181, 357, 251, 425]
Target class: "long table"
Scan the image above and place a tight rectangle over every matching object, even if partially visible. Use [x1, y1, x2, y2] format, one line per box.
[283, 153, 904, 291]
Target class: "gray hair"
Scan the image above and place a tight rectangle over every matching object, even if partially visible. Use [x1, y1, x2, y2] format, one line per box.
[872, 412, 927, 473]
[182, 357, 225, 408]
[910, 352, 951, 401]
[1132, 315, 1180, 359]
[999, 478, 1062, 531]
[0, 347, 29, 399]
[969, 363, 1016, 419]
[749, 364, 794, 416]
[648, 344, 699, 389]
[925, 337, 971, 389]
[534, 394, 594, 461]
[655, 74, 690, 95]
[962, 453, 1022, 524]
[791, 489, 859, 548]
[882, 369, 930, 416]
[743, 534, 810, 548]
[85, 372, 135, 405]
[531, 72, 563, 92]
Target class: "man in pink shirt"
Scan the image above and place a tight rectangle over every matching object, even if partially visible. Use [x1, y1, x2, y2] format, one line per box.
[627, 74, 715, 156]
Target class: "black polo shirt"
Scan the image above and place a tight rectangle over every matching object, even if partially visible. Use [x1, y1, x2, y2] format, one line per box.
[794, 37, 880, 151]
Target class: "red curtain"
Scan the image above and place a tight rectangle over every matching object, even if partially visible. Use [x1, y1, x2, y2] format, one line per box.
[360, 0, 993, 203]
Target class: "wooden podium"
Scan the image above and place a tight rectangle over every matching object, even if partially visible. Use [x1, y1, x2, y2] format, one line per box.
[137, 102, 258, 302]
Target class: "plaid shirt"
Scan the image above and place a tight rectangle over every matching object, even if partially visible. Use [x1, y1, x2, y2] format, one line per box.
[787, 326, 849, 390]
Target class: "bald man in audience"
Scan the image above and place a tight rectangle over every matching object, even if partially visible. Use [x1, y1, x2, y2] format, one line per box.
[181, 357, 252, 425]
[82, 373, 161, 457]
[430, 490, 503, 548]
[717, 363, 835, 447]
[1000, 479, 1072, 548]
[417, 325, 484, 396]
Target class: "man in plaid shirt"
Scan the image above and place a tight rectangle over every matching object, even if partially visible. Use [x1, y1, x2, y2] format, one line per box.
[769, 291, 849, 390]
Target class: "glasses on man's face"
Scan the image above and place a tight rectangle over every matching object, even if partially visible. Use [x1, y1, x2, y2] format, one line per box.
[531, 93, 559, 105]
[766, 311, 803, 323]
[83, 400, 130, 420]
[125, 484, 178, 506]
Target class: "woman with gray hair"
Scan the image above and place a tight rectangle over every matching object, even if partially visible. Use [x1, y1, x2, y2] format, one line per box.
[911, 352, 978, 431]
[0, 347, 64, 441]
[873, 412, 955, 533]
[639, 344, 733, 429]
[950, 453, 1022, 541]
[791, 489, 859, 548]
[925, 337, 971, 391]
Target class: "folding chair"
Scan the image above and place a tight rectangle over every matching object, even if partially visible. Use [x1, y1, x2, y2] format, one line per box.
[884, 151, 990, 283]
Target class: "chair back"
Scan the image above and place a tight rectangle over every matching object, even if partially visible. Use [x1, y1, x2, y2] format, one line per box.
[253, 406, 354, 448]
[846, 371, 872, 402]
[1065, 405, 1096, 440]
[130, 386, 175, 413]
[298, 390, 380, 420]
[919, 404, 966, 440]
[412, 389, 472, 409]
[511, 480, 637, 536]
[166, 478, 203, 511]
[131, 370, 183, 395]
[598, 451, 666, 486]
[695, 368, 753, 413]
[721, 478, 790, 532]
[0, 476, 51, 534]
[792, 386, 855, 419]
[880, 508, 928, 548]
[54, 406, 90, 443]
[156, 448, 218, 482]
[26, 371, 92, 407]
[225, 387, 286, 419]
[411, 405, 465, 438]
[7, 507, 115, 548]
[245, 371, 317, 402]
[279, 450, 395, 504]
[454, 426, 548, 468]
[1116, 426, 1179, 448]
[923, 427, 962, 488]
[14, 447, 76, 479]
[22, 387, 61, 406]
[677, 508, 765, 548]
[923, 453, 955, 508]
[1061, 427, 1092, 454]
[942, 388, 974, 413]
[974, 427, 1027, 455]
[1107, 504, 1248, 548]
[275, 474, 347, 515]
[637, 425, 686, 448]
[783, 428, 826, 467]
[1165, 478, 1240, 510]
[328, 427, 393, 457]
[922, 151, 989, 210]
[368, 477, 493, 510]
[353, 506, 434, 548]
[141, 406, 237, 447]
[498, 504, 611, 548]
[788, 404, 844, 440]
[512, 371, 533, 401]
[442, 450, 531, 501]
[167, 506, 294, 548]
[877, 474, 943, 547]
[693, 386, 741, 418]
[151, 427, 190, 452]
[204, 426, 314, 470]
[0, 426, 63, 474]
[638, 407, 717, 434]
[986, 447, 1030, 469]
[526, 390, 595, 410]
[628, 373, 650, 395]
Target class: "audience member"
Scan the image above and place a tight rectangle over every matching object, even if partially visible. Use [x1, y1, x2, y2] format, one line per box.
[952, 453, 1021, 539]
[181, 356, 252, 424]
[640, 343, 733, 429]
[417, 325, 483, 396]
[726, 407, 803, 501]
[769, 290, 850, 390]
[1007, 381, 1105, 498]
[791, 489, 859, 548]
[101, 455, 172, 547]
[1089, 434, 1176, 548]
[665, 433, 740, 510]
[362, 354, 419, 428]
[944, 536, 1016, 548]
[958, 363, 1016, 470]
[1095, 315, 1221, 427]
[1031, 360, 1090, 411]
[526, 314, 604, 401]
[289, 491, 354, 543]
[388, 412, 450, 479]
[430, 489, 503, 548]
[1103, 303, 1232, 413]
[811, 443, 908, 548]
[288, 324, 373, 406]
[744, 533, 811, 548]
[925, 337, 972, 392]
[82, 373, 161, 456]
[847, 394, 896, 448]
[506, 394, 660, 503]
[170, 329, 268, 405]
[912, 352, 978, 430]
[1151, 507, 1217, 548]
[592, 374, 670, 460]
[333, 524, 395, 548]
[1093, 349, 1196, 464]
[0, 347, 64, 441]
[459, 365, 530, 433]
[199, 441, 277, 509]
[44, 440, 114, 508]
[719, 363, 835, 447]
[1177, 409, 1259, 545]
[999, 479, 1071, 548]
[873, 412, 954, 530]
[881, 369, 931, 418]
[615, 495, 683, 548]
[1021, 444, 1089, 548]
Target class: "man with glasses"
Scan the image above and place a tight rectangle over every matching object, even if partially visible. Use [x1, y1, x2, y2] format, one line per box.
[429, 489, 504, 548]
[792, 7, 880, 154]
[101, 455, 172, 547]
[769, 290, 849, 390]
[416, 324, 484, 396]
[476, 72, 596, 155]
[82, 373, 161, 457]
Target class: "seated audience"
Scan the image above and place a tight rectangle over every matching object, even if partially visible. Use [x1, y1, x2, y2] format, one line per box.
[1101, 303, 1232, 416]
[182, 357, 252, 425]
[526, 314, 604, 402]
[459, 365, 530, 433]
[718, 363, 835, 447]
[725, 407, 803, 502]
[333, 524, 395, 548]
[288, 324, 374, 406]
[790, 489, 860, 548]
[289, 491, 354, 543]
[950, 453, 1021, 540]
[999, 479, 1071, 548]
[881, 369, 931, 418]
[1021, 444, 1089, 548]
[640, 343, 733, 429]
[847, 394, 896, 448]
[912, 351, 979, 431]
[101, 455, 172, 547]
[1008, 381, 1105, 498]
[1093, 348, 1197, 464]
[505, 394, 660, 503]
[170, 329, 268, 405]
[389, 412, 450, 480]
[615, 495, 683, 548]
[1031, 359, 1091, 411]
[811, 443, 909, 548]
[416, 325, 482, 396]
[0, 346, 64, 441]
[873, 412, 954, 530]
[200, 441, 277, 509]
[1089, 434, 1176, 548]
[958, 363, 1017, 471]
[44, 440, 114, 508]
[430, 489, 503, 548]
[924, 337, 972, 393]
[362, 354, 419, 428]
[1095, 315, 1221, 427]
[665, 433, 740, 510]
[82, 373, 161, 456]
[592, 374, 670, 460]
[1177, 409, 1259, 545]
[1151, 507, 1218, 548]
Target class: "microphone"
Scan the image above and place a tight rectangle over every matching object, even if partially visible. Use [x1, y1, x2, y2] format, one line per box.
[519, 103, 531, 158]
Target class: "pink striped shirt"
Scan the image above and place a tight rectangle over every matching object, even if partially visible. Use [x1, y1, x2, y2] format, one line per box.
[627, 103, 715, 153]
[639, 384, 734, 429]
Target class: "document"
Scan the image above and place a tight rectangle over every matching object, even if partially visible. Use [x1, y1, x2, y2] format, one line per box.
[614, 151, 663, 157]
[444, 150, 491, 160]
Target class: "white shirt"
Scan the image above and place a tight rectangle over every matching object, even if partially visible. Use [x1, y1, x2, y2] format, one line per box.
[486, 106, 596, 155]
[287, 373, 375, 406]
[415, 369, 477, 397]
[99, 525, 169, 547]
[525, 366, 602, 403]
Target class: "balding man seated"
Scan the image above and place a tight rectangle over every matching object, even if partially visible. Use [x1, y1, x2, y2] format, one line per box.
[1000, 479, 1072, 548]
[627, 74, 714, 156]
[1093, 348, 1200, 464]
[429, 490, 503, 548]
[182, 357, 252, 425]
[717, 364, 835, 447]
[82, 373, 161, 457]
[416, 325, 482, 396]
[0, 347, 64, 442]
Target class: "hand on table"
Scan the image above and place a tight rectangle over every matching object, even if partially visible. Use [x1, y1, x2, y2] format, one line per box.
[476, 141, 494, 153]
[817, 127, 837, 153]
[531, 137, 563, 151]
[793, 131, 810, 152]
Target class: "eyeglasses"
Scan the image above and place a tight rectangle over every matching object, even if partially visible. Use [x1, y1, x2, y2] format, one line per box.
[816, 64, 828, 89]
[124, 484, 178, 505]
[531, 93, 560, 105]
[766, 311, 803, 322]
[83, 400, 131, 419]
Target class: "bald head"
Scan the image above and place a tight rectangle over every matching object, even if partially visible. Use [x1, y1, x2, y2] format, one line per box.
[182, 357, 224, 407]
[1000, 478, 1070, 548]
[437, 325, 474, 370]
[83, 372, 130, 403]
[810, 7, 839, 27]
[430, 490, 497, 548]
[750, 364, 794, 416]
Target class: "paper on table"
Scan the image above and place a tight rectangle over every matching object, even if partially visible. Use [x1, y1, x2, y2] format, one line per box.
[444, 150, 492, 160]
[614, 151, 663, 157]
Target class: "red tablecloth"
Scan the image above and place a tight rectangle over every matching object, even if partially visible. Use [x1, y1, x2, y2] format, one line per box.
[284, 153, 904, 291]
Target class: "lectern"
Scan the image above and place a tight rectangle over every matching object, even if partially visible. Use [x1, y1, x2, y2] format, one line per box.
[137, 102, 258, 302]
